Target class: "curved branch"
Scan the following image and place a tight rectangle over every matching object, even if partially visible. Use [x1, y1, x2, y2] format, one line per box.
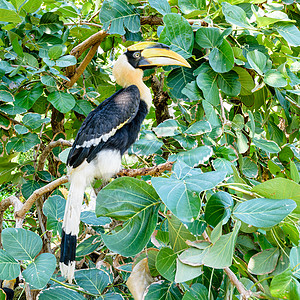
[65, 30, 108, 80]
[0, 196, 23, 247]
[37, 139, 72, 171]
[15, 176, 69, 219]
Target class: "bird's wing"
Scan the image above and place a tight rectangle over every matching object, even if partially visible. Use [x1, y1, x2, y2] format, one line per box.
[67, 85, 140, 168]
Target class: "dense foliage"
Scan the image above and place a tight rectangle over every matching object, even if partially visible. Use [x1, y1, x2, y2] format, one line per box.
[0, 0, 300, 299]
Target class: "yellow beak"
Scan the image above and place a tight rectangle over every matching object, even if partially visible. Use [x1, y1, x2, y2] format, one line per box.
[127, 42, 191, 68]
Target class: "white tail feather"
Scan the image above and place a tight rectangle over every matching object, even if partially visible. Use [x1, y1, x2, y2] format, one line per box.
[63, 173, 86, 236]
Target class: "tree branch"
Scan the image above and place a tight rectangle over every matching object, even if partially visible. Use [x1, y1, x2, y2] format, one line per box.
[65, 30, 108, 80]
[117, 161, 174, 177]
[15, 176, 69, 219]
[37, 138, 72, 171]
[0, 196, 23, 248]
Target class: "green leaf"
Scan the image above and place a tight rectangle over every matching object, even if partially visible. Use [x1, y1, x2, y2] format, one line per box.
[248, 248, 280, 275]
[168, 215, 196, 252]
[0, 9, 21, 22]
[185, 121, 211, 136]
[73, 99, 94, 117]
[205, 192, 233, 227]
[182, 81, 202, 101]
[264, 69, 287, 87]
[14, 124, 29, 135]
[21, 180, 41, 200]
[2, 228, 42, 260]
[217, 71, 241, 96]
[183, 283, 209, 300]
[275, 23, 300, 47]
[209, 39, 234, 73]
[152, 170, 226, 222]
[166, 66, 195, 100]
[96, 177, 159, 256]
[233, 67, 255, 96]
[43, 195, 66, 235]
[212, 158, 234, 176]
[153, 119, 179, 137]
[48, 91, 76, 113]
[22, 113, 50, 130]
[144, 281, 182, 299]
[38, 287, 85, 300]
[252, 178, 300, 214]
[175, 259, 203, 283]
[0, 90, 14, 102]
[99, 0, 140, 35]
[156, 247, 177, 281]
[241, 157, 258, 178]
[6, 133, 40, 154]
[39, 12, 64, 33]
[0, 249, 20, 280]
[202, 221, 241, 268]
[22, 253, 56, 289]
[222, 2, 251, 28]
[270, 268, 293, 298]
[290, 246, 300, 279]
[170, 145, 213, 167]
[75, 269, 110, 295]
[233, 198, 296, 228]
[195, 27, 222, 48]
[80, 211, 110, 226]
[196, 72, 219, 106]
[159, 13, 194, 59]
[148, 0, 171, 15]
[252, 137, 280, 153]
[0, 104, 26, 115]
[130, 130, 163, 155]
[247, 50, 267, 75]
[179, 0, 205, 14]
[22, 0, 42, 13]
[41, 75, 56, 87]
[48, 45, 63, 60]
[56, 55, 77, 67]
[14, 84, 43, 110]
[76, 236, 102, 257]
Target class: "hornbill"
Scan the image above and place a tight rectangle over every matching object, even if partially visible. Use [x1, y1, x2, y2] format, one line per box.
[60, 41, 190, 282]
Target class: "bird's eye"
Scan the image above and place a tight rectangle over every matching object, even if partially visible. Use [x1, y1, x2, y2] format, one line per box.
[133, 52, 140, 59]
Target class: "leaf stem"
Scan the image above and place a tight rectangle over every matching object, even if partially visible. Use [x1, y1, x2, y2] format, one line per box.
[50, 277, 98, 297]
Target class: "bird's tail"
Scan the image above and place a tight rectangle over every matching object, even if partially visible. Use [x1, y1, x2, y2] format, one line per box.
[60, 172, 86, 283]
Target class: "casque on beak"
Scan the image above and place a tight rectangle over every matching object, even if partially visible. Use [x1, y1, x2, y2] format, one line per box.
[127, 42, 191, 68]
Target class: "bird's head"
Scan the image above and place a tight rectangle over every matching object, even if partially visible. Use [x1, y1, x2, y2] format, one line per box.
[113, 42, 190, 91]
[124, 41, 191, 69]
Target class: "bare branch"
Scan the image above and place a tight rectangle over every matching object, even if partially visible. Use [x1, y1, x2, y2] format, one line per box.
[0, 196, 23, 247]
[117, 161, 174, 177]
[37, 138, 72, 171]
[65, 30, 108, 80]
[15, 176, 69, 219]
[66, 40, 103, 88]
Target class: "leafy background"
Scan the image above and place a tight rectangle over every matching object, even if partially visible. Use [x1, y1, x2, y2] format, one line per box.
[0, 0, 300, 299]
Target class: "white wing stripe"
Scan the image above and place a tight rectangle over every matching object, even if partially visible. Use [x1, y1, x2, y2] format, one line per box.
[75, 128, 118, 149]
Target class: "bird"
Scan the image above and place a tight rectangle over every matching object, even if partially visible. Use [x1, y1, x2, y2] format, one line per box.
[59, 41, 190, 282]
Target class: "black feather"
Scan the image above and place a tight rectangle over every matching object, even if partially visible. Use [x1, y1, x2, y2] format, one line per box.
[67, 85, 147, 168]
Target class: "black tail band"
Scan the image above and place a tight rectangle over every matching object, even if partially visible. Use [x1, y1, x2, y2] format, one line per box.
[60, 229, 77, 265]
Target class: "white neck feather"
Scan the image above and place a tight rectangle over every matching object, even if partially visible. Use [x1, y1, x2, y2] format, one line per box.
[112, 55, 152, 109]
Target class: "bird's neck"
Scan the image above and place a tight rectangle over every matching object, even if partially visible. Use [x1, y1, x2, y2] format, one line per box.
[112, 55, 152, 109]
